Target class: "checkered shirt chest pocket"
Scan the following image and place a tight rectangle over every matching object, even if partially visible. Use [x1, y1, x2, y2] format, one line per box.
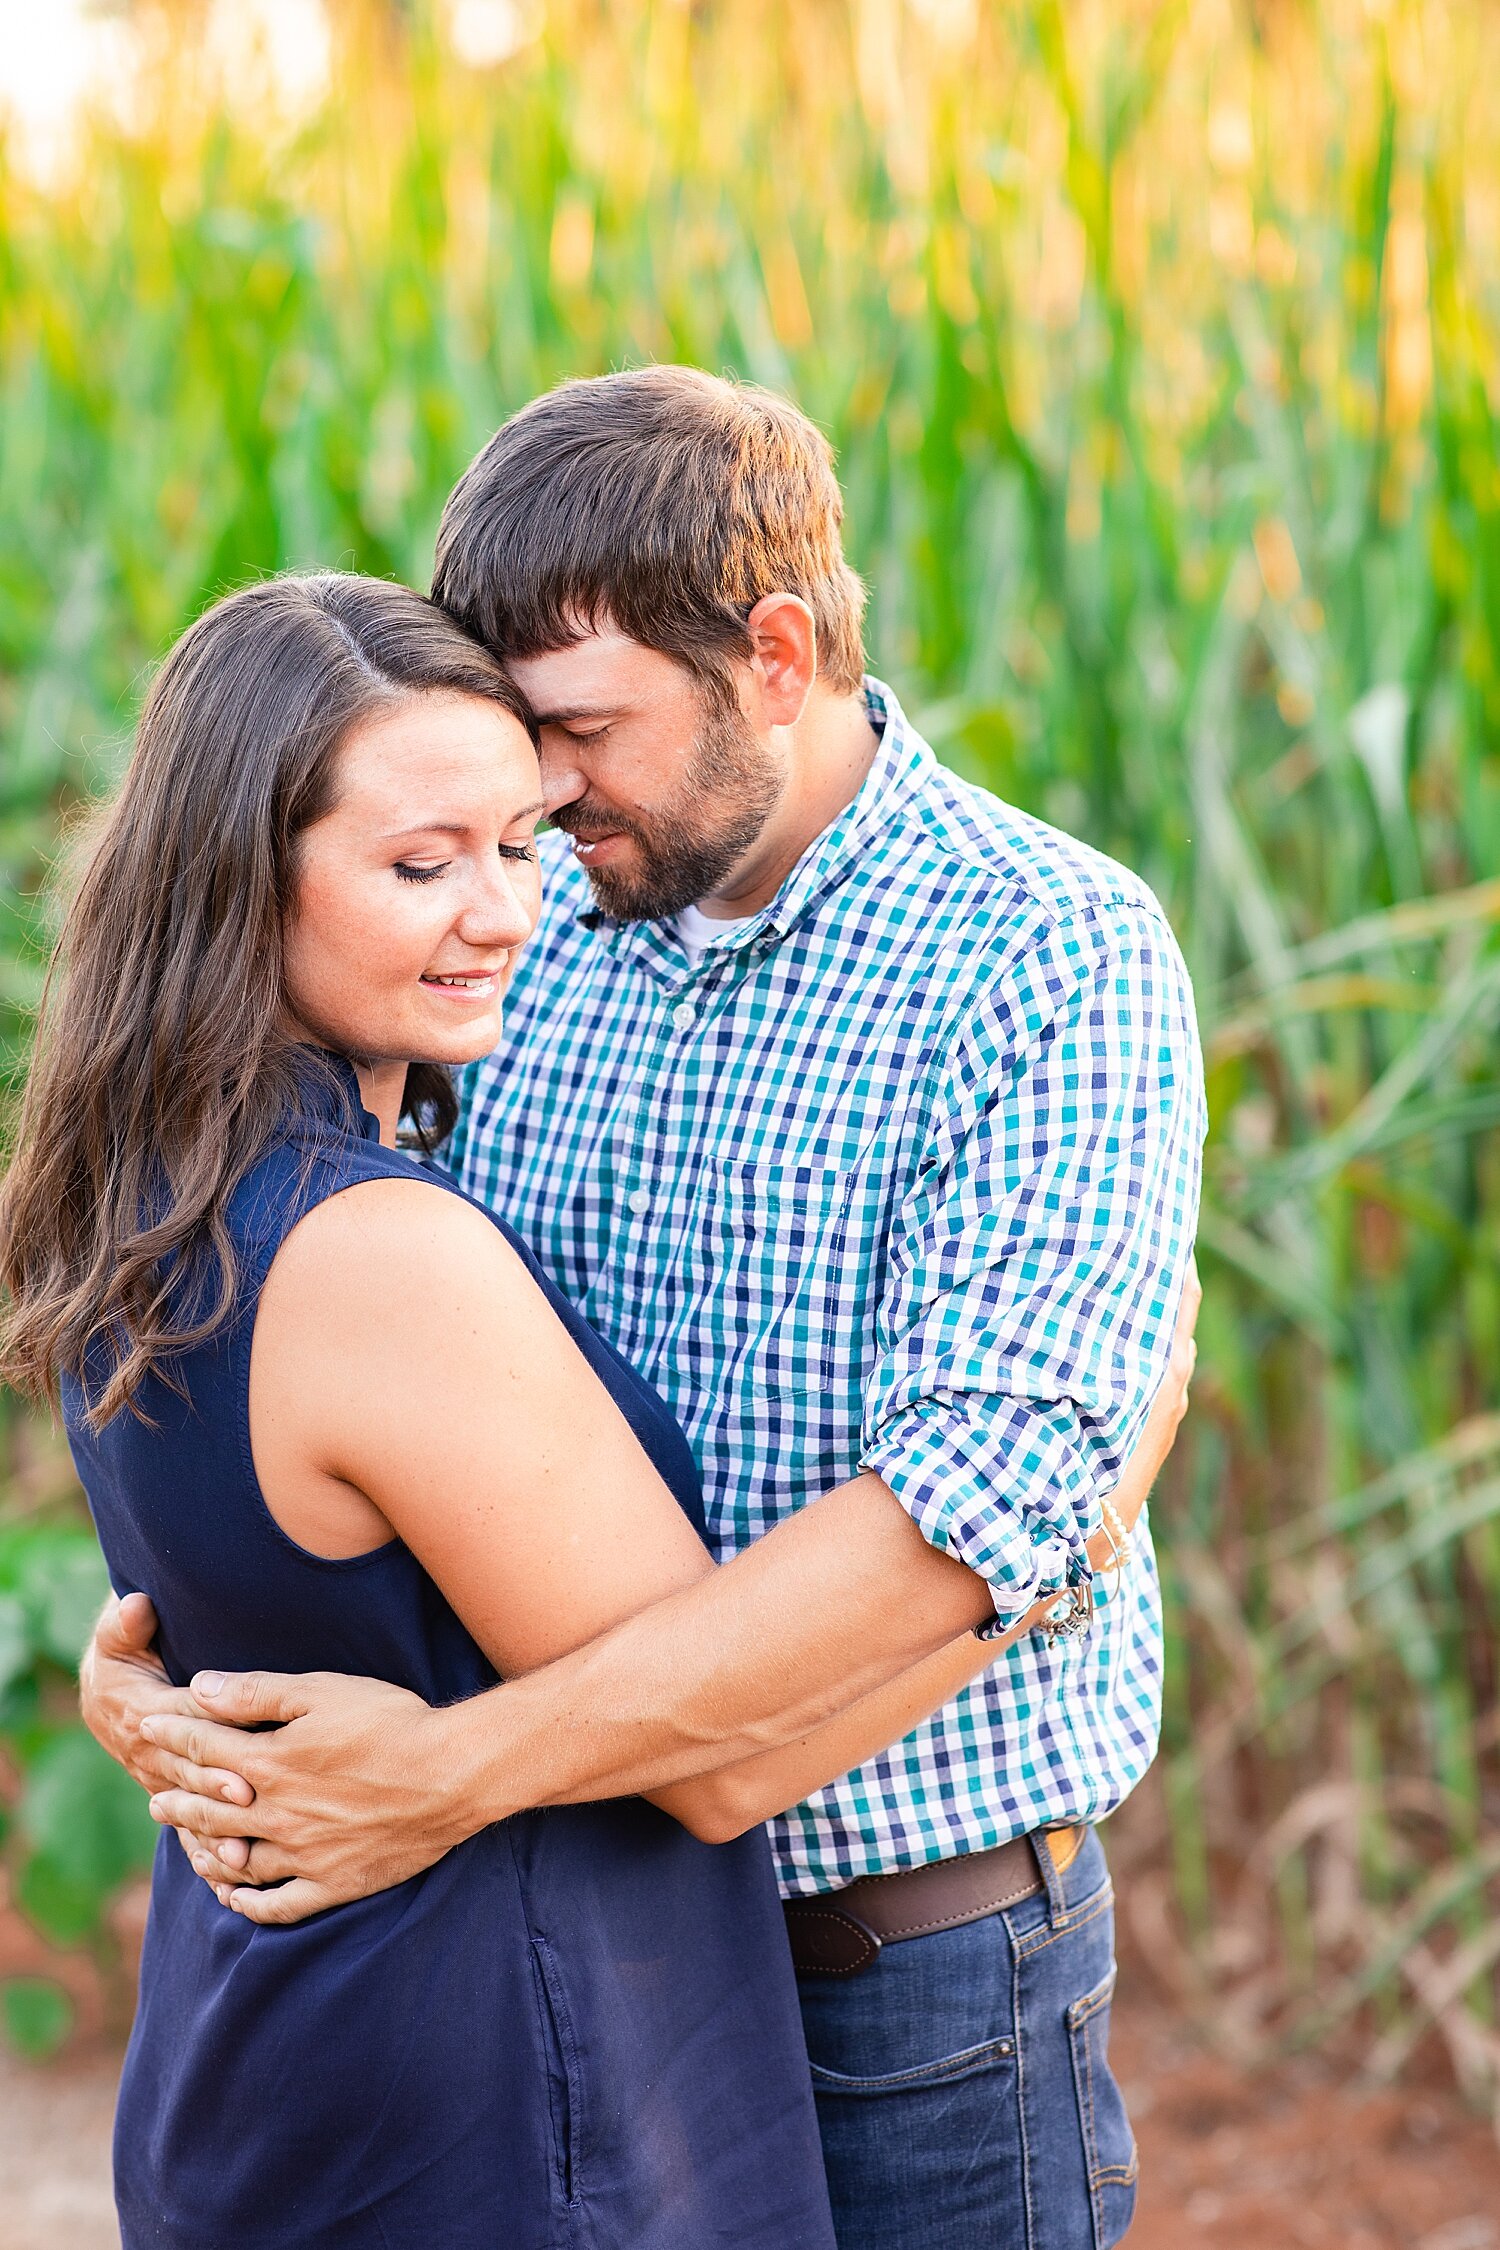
[706, 1160, 852, 1399]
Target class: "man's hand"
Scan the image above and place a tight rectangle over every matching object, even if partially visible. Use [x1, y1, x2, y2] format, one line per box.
[139, 1670, 467, 1924]
[80, 1593, 255, 1809]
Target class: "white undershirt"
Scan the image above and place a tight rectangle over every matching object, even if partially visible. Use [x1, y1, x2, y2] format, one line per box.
[672, 901, 755, 969]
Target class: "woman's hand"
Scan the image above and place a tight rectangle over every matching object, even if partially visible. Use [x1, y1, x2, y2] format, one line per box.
[1098, 1255, 1200, 1553]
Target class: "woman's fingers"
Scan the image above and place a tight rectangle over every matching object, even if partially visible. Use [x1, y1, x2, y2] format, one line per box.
[1174, 1337, 1197, 1421]
[1163, 1261, 1200, 1423]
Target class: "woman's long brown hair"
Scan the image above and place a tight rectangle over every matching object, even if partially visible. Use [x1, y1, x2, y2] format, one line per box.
[0, 573, 534, 1429]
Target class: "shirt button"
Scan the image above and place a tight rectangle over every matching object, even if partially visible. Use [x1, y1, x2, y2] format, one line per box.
[627, 1187, 651, 1216]
[671, 1001, 695, 1031]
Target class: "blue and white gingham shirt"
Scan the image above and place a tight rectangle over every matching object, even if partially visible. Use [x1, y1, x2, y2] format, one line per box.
[449, 681, 1205, 1895]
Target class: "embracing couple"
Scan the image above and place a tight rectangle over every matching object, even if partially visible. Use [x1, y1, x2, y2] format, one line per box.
[1, 368, 1203, 2249]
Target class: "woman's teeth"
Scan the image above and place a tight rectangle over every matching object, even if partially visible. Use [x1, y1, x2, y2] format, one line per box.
[422, 973, 496, 991]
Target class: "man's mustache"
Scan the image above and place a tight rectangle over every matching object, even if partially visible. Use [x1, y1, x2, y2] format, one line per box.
[550, 798, 649, 846]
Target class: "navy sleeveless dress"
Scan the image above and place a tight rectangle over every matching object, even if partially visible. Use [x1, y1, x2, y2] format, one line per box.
[64, 1060, 835, 2250]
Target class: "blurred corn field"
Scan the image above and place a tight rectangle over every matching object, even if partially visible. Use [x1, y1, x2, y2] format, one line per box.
[2, 0, 1500, 2098]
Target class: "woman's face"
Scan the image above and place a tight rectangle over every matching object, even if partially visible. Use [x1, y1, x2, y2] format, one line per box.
[283, 691, 544, 1072]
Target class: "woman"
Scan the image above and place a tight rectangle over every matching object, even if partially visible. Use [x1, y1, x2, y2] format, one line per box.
[0, 575, 1183, 2249]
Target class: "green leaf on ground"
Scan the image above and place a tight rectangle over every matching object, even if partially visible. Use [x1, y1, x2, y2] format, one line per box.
[18, 1726, 157, 1894]
[1, 1977, 74, 2060]
[14, 1854, 108, 1947]
[0, 1590, 30, 1694]
[22, 1538, 109, 1668]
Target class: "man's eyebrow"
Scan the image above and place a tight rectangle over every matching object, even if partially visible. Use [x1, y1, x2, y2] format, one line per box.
[378, 802, 545, 838]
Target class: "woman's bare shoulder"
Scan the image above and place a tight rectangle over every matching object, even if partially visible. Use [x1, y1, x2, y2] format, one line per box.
[261, 1172, 538, 1336]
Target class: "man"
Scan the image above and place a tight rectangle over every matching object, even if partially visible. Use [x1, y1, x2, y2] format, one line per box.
[85, 368, 1204, 2247]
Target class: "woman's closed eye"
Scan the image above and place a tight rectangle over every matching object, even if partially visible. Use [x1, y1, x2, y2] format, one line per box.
[394, 843, 536, 885]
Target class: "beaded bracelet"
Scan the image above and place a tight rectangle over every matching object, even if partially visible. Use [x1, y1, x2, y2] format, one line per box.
[1099, 1491, 1133, 1573]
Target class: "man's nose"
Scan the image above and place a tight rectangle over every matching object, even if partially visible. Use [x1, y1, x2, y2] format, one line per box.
[537, 737, 586, 818]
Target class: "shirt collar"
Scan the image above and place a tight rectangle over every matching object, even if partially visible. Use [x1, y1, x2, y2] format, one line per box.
[291, 1047, 382, 1144]
[579, 678, 934, 976]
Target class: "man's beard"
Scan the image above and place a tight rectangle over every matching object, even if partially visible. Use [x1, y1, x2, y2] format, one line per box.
[552, 695, 784, 921]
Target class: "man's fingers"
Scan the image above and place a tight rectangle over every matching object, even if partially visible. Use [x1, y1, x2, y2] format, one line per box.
[93, 1589, 162, 1663]
[142, 1748, 255, 1807]
[188, 1838, 263, 1887]
[149, 1788, 274, 1839]
[138, 1711, 264, 1781]
[227, 1879, 331, 1927]
[188, 1669, 318, 1728]
[114, 1591, 161, 1653]
[181, 1827, 299, 1886]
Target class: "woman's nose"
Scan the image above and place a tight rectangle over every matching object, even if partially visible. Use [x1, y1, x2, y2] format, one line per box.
[461, 861, 538, 947]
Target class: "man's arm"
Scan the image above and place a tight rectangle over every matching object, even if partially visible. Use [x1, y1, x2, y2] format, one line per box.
[104, 1260, 1195, 1919]
[131, 1470, 992, 1918]
[651, 1279, 1195, 1840]
[859, 896, 1205, 1626]
[89, 894, 1204, 1918]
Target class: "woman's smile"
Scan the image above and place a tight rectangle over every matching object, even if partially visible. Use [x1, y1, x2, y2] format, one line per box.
[420, 967, 504, 999]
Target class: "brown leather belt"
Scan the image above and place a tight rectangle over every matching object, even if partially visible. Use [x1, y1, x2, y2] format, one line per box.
[783, 1826, 1085, 1977]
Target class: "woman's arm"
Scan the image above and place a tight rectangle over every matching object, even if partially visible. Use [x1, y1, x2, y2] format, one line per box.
[251, 1178, 725, 1672]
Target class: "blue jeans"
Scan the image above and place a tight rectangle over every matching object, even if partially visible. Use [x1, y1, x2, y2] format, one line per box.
[795, 1828, 1137, 2250]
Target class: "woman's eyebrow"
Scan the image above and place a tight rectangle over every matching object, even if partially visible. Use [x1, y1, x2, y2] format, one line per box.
[379, 803, 544, 839]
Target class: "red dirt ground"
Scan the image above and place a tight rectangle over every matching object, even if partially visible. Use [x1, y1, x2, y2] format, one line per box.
[1113, 1994, 1500, 2250]
[3, 1958, 1496, 2250]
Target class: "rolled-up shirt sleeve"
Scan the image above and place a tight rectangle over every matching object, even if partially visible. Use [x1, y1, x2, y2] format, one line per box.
[859, 896, 1206, 1625]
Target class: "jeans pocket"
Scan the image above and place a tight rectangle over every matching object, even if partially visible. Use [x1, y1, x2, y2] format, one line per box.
[1067, 1963, 1138, 2248]
[807, 2031, 1015, 2098]
[530, 1937, 584, 2207]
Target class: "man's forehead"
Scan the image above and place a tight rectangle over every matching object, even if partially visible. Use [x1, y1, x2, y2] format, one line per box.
[507, 627, 690, 716]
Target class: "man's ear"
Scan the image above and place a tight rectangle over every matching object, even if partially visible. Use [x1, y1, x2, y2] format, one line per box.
[745, 594, 817, 727]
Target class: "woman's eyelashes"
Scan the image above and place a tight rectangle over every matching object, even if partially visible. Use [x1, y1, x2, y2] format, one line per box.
[393, 843, 536, 885]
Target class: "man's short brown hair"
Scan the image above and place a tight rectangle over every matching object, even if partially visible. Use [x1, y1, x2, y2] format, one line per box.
[431, 366, 867, 696]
